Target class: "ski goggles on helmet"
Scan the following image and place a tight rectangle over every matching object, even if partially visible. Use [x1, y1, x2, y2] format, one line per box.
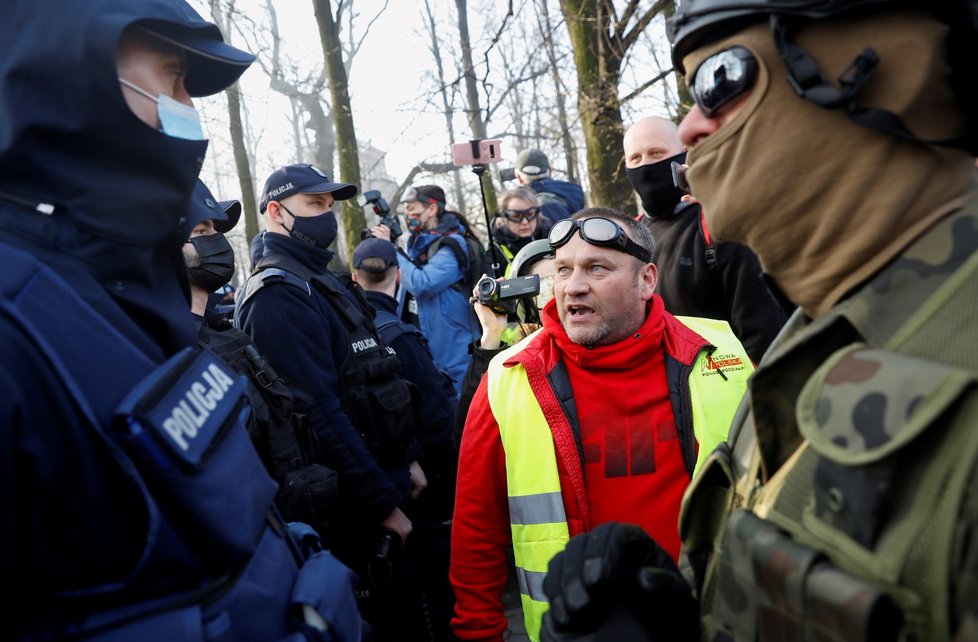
[501, 208, 539, 223]
[689, 46, 758, 117]
[548, 217, 651, 264]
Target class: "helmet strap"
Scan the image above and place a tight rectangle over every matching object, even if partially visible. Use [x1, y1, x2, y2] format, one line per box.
[771, 14, 974, 152]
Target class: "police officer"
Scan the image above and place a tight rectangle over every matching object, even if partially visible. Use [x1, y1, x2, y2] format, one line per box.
[352, 236, 460, 641]
[0, 2, 358, 640]
[237, 164, 424, 640]
[541, 1, 978, 641]
[183, 182, 339, 537]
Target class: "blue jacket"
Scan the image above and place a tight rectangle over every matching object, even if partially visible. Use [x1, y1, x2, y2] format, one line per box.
[237, 232, 410, 525]
[530, 176, 586, 221]
[400, 213, 479, 393]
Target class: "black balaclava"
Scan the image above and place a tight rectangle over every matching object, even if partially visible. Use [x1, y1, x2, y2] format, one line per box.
[626, 151, 688, 218]
[0, 0, 249, 357]
[187, 233, 235, 292]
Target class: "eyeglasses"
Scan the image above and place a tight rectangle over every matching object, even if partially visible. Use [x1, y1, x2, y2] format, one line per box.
[689, 46, 758, 117]
[501, 208, 538, 223]
[548, 217, 651, 264]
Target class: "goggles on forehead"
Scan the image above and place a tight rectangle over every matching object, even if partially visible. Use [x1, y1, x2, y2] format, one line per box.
[501, 208, 538, 223]
[548, 217, 651, 264]
[689, 46, 758, 117]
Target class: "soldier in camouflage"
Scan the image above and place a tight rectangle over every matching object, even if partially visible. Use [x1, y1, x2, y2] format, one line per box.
[539, 1, 978, 641]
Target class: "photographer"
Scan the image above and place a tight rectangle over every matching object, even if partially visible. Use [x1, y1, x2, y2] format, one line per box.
[370, 184, 480, 395]
[454, 239, 555, 447]
[482, 186, 553, 278]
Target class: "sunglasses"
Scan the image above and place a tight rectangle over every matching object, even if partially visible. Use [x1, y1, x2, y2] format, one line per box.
[501, 208, 539, 223]
[548, 217, 651, 264]
[689, 46, 758, 117]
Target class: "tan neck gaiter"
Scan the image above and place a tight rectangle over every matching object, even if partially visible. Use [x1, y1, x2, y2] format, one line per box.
[684, 13, 977, 318]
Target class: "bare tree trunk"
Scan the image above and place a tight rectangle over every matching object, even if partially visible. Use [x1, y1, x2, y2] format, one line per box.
[312, 0, 365, 264]
[226, 84, 260, 243]
[210, 0, 259, 244]
[453, 0, 497, 214]
[536, 0, 579, 184]
[422, 0, 467, 212]
[559, 0, 663, 215]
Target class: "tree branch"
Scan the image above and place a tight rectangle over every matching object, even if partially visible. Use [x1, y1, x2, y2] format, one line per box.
[620, 66, 673, 103]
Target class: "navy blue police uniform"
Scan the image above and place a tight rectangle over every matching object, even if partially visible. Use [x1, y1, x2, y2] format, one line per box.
[0, 2, 358, 640]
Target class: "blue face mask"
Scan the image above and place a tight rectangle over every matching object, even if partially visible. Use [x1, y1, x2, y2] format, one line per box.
[118, 77, 206, 141]
[281, 205, 338, 249]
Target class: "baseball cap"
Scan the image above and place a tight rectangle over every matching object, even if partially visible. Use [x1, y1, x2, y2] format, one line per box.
[184, 180, 241, 238]
[353, 238, 398, 273]
[260, 164, 359, 213]
[137, 20, 255, 97]
[403, 184, 446, 206]
[515, 149, 550, 179]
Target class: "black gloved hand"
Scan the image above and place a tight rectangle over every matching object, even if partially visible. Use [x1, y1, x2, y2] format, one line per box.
[540, 522, 699, 642]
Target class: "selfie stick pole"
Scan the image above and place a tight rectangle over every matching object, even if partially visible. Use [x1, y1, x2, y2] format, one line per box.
[471, 162, 502, 278]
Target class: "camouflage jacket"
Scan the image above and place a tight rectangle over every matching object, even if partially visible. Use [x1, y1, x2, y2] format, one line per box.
[679, 196, 978, 642]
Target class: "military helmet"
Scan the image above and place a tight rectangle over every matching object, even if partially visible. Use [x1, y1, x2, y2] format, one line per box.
[509, 238, 554, 278]
[668, 0, 898, 72]
[668, 0, 978, 152]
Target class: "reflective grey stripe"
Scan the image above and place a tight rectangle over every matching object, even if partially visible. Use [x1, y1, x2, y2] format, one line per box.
[508, 492, 566, 525]
[516, 566, 548, 602]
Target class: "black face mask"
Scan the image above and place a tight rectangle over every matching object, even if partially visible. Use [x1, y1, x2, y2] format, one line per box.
[187, 232, 235, 292]
[625, 151, 688, 218]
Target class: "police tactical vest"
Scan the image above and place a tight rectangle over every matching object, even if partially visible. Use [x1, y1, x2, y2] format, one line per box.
[486, 318, 752, 641]
[198, 323, 338, 537]
[1, 245, 360, 641]
[681, 199, 978, 642]
[242, 254, 417, 469]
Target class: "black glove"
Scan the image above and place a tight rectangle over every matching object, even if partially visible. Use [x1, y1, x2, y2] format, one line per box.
[540, 522, 698, 642]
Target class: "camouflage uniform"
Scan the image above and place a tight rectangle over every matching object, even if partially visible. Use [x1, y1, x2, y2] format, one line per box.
[680, 197, 978, 641]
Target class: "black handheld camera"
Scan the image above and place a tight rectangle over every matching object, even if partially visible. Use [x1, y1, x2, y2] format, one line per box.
[360, 189, 402, 241]
[475, 274, 540, 315]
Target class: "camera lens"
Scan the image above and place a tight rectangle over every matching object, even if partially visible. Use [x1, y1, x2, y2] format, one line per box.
[476, 276, 498, 303]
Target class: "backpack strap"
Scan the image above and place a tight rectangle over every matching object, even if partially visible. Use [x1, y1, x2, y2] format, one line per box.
[428, 235, 471, 295]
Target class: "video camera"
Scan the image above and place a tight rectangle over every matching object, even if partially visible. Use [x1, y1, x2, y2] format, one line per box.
[475, 274, 540, 315]
[359, 189, 402, 241]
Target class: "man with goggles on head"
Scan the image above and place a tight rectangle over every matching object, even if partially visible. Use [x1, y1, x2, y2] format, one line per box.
[542, 1, 978, 641]
[482, 186, 554, 278]
[451, 207, 753, 641]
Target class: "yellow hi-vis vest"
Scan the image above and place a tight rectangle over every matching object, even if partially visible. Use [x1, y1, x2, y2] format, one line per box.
[487, 317, 752, 640]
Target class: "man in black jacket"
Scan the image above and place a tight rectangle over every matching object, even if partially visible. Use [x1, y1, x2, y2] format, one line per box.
[624, 115, 790, 363]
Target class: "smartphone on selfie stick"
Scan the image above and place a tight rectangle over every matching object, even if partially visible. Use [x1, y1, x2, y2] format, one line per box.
[451, 138, 505, 277]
